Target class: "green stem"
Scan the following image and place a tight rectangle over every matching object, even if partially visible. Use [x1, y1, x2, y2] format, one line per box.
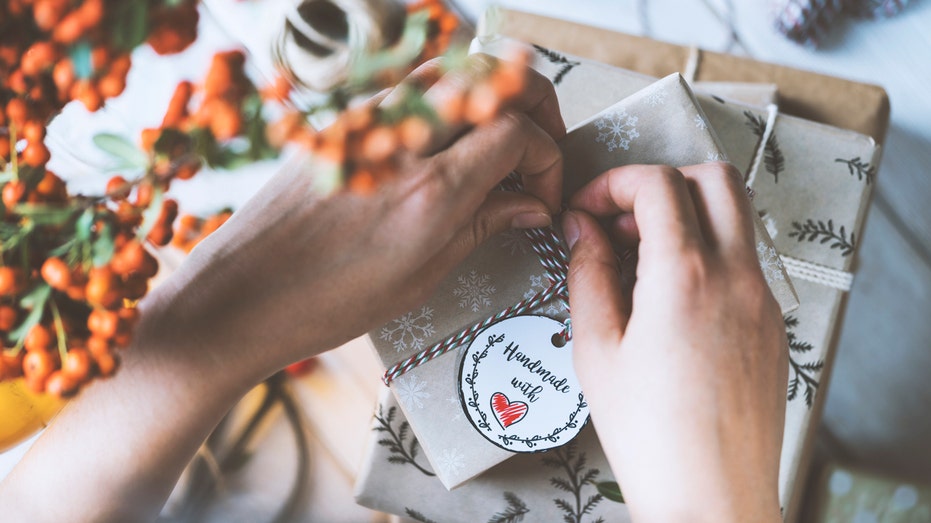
[49, 299, 68, 362]
[9, 122, 18, 182]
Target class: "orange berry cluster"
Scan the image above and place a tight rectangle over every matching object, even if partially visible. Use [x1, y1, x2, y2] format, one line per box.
[409, 0, 461, 63]
[2, 0, 201, 172]
[306, 52, 529, 193]
[146, 0, 199, 56]
[171, 210, 232, 253]
[0, 47, 278, 396]
[0, 176, 161, 397]
[141, 51, 255, 171]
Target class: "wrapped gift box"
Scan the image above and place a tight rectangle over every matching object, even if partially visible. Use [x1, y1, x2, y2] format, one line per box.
[364, 68, 794, 490]
[355, 11, 886, 522]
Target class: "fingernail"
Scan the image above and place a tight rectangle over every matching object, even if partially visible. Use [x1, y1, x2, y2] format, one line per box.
[562, 212, 580, 249]
[511, 212, 551, 229]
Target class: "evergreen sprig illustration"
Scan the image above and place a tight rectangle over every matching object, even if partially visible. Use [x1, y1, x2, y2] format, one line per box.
[541, 442, 605, 523]
[487, 492, 531, 523]
[532, 44, 581, 85]
[835, 157, 875, 185]
[373, 405, 434, 476]
[784, 316, 823, 408]
[406, 508, 439, 523]
[744, 110, 786, 183]
[788, 218, 856, 256]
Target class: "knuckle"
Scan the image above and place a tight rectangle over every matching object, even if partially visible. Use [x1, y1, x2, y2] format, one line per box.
[703, 161, 745, 191]
[675, 250, 710, 286]
[468, 211, 499, 246]
[497, 110, 530, 134]
[654, 165, 687, 189]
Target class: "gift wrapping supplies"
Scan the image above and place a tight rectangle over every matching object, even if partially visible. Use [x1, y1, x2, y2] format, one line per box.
[364, 67, 797, 490]
[353, 32, 881, 523]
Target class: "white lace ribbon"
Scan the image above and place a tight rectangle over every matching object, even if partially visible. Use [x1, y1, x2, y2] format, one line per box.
[780, 255, 854, 292]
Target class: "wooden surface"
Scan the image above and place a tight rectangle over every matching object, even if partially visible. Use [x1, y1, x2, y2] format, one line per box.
[456, 0, 931, 483]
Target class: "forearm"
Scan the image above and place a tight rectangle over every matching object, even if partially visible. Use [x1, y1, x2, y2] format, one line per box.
[0, 270, 283, 521]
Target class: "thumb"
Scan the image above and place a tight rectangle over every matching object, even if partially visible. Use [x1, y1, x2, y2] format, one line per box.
[563, 210, 629, 354]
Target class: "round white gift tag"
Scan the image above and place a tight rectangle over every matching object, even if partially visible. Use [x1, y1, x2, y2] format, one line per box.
[458, 315, 589, 452]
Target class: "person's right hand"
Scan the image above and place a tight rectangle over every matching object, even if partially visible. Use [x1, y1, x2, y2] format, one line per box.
[562, 163, 787, 523]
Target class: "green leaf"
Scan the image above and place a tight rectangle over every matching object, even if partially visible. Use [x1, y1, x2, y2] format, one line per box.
[10, 285, 52, 343]
[48, 239, 75, 259]
[70, 41, 93, 80]
[348, 11, 428, 87]
[111, 0, 150, 52]
[75, 209, 94, 243]
[136, 189, 164, 241]
[92, 222, 115, 267]
[93, 133, 149, 169]
[13, 204, 78, 226]
[595, 481, 624, 504]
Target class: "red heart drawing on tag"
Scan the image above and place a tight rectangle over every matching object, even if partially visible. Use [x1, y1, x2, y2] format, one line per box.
[490, 392, 528, 429]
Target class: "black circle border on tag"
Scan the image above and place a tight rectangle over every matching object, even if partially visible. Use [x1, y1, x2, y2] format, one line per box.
[456, 314, 591, 454]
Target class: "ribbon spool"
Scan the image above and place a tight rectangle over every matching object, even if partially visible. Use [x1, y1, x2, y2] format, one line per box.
[273, 0, 407, 92]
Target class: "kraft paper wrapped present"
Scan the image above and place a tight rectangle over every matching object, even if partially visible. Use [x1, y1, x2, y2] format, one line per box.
[477, 34, 881, 521]
[483, 8, 889, 144]
[355, 27, 882, 521]
[356, 387, 631, 522]
[364, 69, 796, 492]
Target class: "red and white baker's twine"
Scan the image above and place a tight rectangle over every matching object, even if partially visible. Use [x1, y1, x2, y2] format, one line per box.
[382, 180, 571, 386]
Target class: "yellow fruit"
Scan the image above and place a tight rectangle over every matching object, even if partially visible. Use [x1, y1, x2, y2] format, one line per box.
[0, 378, 65, 452]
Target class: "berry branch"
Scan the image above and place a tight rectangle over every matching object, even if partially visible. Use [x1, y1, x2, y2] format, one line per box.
[787, 218, 856, 256]
[373, 404, 435, 477]
[405, 508, 439, 523]
[0, 0, 507, 398]
[744, 111, 786, 183]
[784, 315, 822, 408]
[488, 492, 531, 523]
[835, 156, 875, 185]
[541, 441, 605, 523]
[531, 44, 580, 86]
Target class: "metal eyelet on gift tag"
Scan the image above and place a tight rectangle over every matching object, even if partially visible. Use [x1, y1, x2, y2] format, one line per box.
[458, 315, 589, 453]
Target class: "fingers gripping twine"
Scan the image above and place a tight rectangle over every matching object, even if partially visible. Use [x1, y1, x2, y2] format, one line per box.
[382, 177, 571, 386]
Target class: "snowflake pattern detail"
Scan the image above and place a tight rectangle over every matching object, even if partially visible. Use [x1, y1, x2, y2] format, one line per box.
[523, 273, 548, 300]
[453, 270, 496, 312]
[594, 109, 639, 152]
[706, 150, 727, 162]
[437, 447, 466, 476]
[499, 229, 531, 255]
[395, 374, 431, 409]
[544, 302, 564, 316]
[380, 306, 435, 353]
[446, 394, 463, 422]
[757, 241, 785, 284]
[760, 212, 779, 239]
[694, 113, 708, 130]
[645, 85, 667, 106]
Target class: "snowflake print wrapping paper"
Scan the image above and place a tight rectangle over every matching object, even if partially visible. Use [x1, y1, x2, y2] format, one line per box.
[356, 24, 882, 522]
[364, 70, 796, 492]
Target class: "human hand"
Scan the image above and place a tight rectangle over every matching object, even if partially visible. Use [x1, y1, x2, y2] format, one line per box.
[562, 163, 787, 522]
[0, 56, 565, 523]
[140, 54, 566, 384]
